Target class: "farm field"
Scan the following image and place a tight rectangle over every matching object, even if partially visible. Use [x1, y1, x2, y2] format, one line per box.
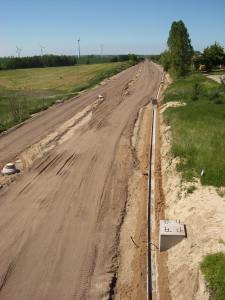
[0, 61, 132, 131]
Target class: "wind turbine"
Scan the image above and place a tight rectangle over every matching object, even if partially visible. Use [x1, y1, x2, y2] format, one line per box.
[16, 46, 22, 57]
[77, 38, 81, 59]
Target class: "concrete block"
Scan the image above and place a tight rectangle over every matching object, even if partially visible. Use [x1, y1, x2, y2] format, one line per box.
[159, 220, 186, 252]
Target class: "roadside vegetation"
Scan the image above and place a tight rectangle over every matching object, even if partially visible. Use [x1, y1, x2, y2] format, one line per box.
[0, 61, 135, 132]
[163, 73, 225, 187]
[161, 20, 225, 187]
[161, 19, 225, 298]
[193, 43, 225, 72]
[160, 21, 225, 76]
[200, 252, 225, 300]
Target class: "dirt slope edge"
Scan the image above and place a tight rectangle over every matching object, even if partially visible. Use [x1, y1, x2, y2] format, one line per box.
[160, 105, 225, 299]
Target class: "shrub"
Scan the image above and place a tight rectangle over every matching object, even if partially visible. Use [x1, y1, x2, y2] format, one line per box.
[210, 90, 220, 101]
[7, 96, 27, 123]
[191, 81, 201, 101]
[214, 99, 223, 104]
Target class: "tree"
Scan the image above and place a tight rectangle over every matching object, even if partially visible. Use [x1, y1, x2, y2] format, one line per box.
[202, 42, 225, 71]
[167, 20, 193, 77]
[192, 51, 204, 71]
[160, 50, 171, 71]
[128, 53, 138, 62]
[191, 81, 201, 101]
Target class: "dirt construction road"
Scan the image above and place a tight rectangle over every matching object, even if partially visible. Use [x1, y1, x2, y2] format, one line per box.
[0, 61, 162, 300]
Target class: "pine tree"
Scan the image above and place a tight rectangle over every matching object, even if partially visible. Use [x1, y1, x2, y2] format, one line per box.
[167, 20, 193, 77]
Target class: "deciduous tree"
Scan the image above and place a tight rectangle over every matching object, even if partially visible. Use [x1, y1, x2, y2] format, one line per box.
[167, 20, 193, 77]
[202, 42, 225, 71]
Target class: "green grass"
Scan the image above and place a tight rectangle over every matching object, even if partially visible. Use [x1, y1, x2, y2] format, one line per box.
[200, 252, 225, 299]
[163, 73, 225, 187]
[0, 61, 134, 132]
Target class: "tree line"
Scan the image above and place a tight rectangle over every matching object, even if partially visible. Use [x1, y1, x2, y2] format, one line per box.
[193, 43, 225, 71]
[0, 55, 77, 70]
[160, 20, 225, 77]
[0, 54, 140, 70]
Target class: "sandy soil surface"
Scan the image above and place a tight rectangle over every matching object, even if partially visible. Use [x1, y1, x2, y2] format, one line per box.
[115, 104, 152, 300]
[160, 102, 225, 300]
[0, 61, 162, 299]
[153, 74, 172, 300]
[0, 65, 137, 169]
[115, 67, 171, 300]
[206, 74, 223, 83]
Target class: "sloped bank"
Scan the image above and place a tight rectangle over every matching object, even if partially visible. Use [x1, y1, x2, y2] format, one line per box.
[160, 74, 225, 299]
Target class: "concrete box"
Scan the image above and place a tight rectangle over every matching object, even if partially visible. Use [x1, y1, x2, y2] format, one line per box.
[159, 220, 186, 252]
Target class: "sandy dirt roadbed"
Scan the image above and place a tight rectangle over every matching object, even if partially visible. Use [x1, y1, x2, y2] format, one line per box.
[0, 61, 162, 299]
[115, 104, 151, 300]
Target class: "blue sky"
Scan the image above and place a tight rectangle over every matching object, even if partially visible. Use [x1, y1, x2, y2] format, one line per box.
[1, 0, 225, 56]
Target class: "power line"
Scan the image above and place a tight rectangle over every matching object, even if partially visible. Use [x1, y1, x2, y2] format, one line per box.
[16, 46, 22, 57]
[100, 44, 104, 57]
[40, 45, 46, 56]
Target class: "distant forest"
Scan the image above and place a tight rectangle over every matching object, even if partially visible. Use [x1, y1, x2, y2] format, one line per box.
[0, 54, 140, 70]
[144, 55, 161, 62]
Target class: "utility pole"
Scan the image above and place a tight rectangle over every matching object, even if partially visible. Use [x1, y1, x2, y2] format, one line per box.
[40, 45, 46, 56]
[100, 44, 104, 57]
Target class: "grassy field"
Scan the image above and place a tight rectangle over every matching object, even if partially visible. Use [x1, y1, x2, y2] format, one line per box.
[163, 73, 225, 187]
[0, 61, 133, 132]
[200, 252, 225, 300]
